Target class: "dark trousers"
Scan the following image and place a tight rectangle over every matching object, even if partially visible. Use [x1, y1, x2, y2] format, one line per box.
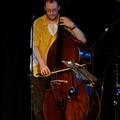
[31, 76, 51, 120]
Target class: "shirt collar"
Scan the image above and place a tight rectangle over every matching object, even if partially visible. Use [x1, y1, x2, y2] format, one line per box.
[43, 14, 60, 26]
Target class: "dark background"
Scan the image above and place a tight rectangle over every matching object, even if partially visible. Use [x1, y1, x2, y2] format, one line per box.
[2, 0, 120, 120]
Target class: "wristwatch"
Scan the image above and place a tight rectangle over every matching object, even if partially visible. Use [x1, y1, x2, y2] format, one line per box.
[71, 24, 77, 30]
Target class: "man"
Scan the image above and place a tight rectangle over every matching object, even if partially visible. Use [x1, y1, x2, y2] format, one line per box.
[31, 0, 87, 120]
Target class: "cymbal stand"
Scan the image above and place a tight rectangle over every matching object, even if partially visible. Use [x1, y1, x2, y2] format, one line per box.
[87, 81, 96, 120]
[113, 64, 120, 120]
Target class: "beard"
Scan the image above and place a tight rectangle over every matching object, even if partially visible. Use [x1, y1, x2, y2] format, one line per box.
[46, 14, 58, 21]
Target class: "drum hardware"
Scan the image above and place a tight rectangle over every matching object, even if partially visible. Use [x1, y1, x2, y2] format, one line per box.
[87, 81, 97, 120]
[113, 64, 120, 120]
[97, 55, 120, 120]
[82, 15, 120, 119]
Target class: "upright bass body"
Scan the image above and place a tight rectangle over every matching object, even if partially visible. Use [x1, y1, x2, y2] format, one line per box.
[43, 29, 99, 120]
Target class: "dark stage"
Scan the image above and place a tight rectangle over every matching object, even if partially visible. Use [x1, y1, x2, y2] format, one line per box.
[2, 0, 120, 120]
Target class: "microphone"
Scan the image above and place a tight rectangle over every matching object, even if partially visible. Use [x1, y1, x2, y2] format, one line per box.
[31, 15, 35, 23]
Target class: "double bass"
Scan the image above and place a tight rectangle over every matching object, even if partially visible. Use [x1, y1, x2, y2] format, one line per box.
[43, 26, 100, 120]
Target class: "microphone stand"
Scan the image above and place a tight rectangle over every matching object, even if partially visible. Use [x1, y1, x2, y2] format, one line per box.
[30, 15, 35, 120]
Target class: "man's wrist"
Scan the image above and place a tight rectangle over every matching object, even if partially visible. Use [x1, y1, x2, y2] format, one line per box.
[71, 24, 77, 30]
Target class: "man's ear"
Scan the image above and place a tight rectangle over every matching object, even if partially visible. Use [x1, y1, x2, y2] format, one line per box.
[44, 6, 46, 11]
[58, 6, 61, 11]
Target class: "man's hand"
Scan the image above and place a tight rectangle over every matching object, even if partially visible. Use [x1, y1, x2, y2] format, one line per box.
[39, 63, 51, 76]
[59, 16, 74, 29]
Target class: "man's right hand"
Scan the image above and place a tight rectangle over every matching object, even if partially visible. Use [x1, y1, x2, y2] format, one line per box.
[39, 63, 51, 76]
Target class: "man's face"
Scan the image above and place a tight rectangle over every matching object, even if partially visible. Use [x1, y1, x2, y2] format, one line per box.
[44, 1, 60, 21]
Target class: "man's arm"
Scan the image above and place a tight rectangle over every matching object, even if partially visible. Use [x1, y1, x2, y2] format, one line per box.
[33, 46, 50, 75]
[59, 16, 87, 44]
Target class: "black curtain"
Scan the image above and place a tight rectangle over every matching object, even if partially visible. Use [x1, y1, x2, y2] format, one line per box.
[2, 1, 32, 120]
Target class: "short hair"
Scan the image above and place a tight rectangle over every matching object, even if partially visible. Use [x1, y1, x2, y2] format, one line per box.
[44, 0, 60, 6]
